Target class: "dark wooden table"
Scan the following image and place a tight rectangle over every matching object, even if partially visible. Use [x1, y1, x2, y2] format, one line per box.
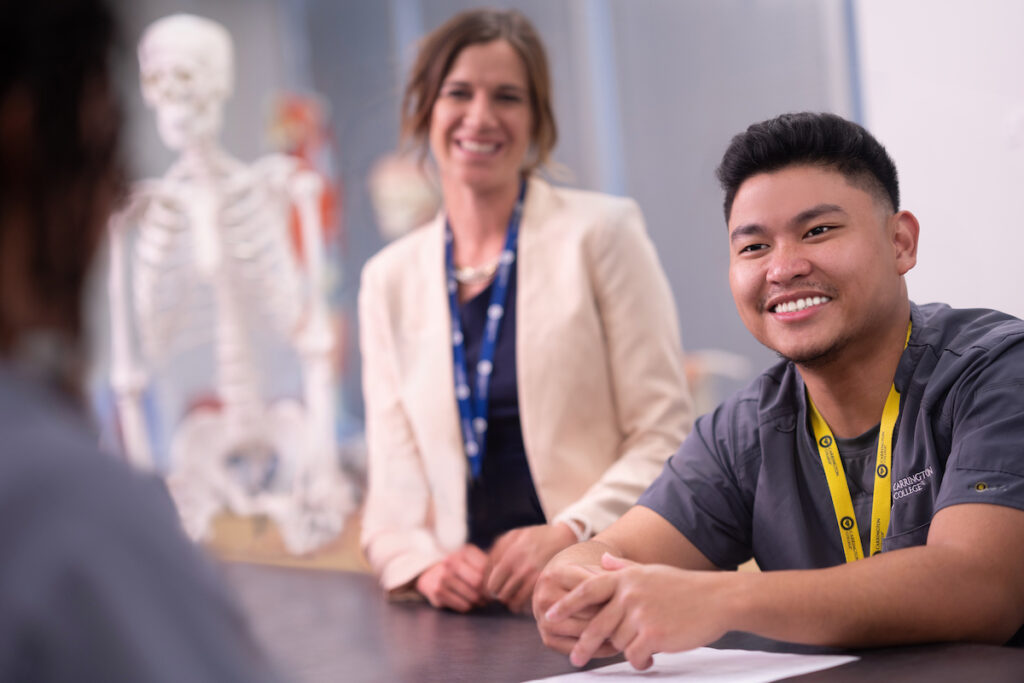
[224, 563, 1024, 683]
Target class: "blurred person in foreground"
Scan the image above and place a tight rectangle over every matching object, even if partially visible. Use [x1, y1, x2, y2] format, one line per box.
[535, 112, 1024, 669]
[0, 1, 280, 680]
[358, 8, 692, 613]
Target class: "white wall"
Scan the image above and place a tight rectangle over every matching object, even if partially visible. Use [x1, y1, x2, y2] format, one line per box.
[856, 0, 1024, 319]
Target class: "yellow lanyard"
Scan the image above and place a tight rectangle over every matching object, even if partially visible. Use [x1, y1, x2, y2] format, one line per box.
[808, 322, 911, 563]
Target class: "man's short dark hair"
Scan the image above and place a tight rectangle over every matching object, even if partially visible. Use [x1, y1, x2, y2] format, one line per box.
[716, 112, 899, 221]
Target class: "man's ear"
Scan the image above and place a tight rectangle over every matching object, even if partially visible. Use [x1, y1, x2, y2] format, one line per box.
[890, 210, 919, 276]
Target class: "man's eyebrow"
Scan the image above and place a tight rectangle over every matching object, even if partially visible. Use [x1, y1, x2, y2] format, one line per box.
[729, 223, 765, 243]
[793, 203, 846, 224]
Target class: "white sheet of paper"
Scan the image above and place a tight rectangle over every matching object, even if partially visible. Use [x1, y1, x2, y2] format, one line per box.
[524, 647, 858, 682]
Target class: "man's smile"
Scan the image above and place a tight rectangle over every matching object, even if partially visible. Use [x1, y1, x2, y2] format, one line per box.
[769, 295, 832, 314]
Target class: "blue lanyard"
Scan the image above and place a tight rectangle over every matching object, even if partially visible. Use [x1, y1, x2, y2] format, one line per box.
[445, 181, 526, 480]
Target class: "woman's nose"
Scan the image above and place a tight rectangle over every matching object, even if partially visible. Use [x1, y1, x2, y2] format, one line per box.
[464, 93, 497, 127]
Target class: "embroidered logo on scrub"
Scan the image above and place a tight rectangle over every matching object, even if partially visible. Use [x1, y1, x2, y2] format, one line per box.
[892, 466, 934, 501]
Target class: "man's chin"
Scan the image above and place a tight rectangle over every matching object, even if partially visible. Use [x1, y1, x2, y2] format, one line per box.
[774, 340, 846, 369]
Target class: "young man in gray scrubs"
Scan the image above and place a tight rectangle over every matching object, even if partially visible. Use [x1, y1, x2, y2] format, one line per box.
[534, 112, 1024, 669]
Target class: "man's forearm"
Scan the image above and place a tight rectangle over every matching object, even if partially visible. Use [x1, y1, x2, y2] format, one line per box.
[727, 543, 1021, 647]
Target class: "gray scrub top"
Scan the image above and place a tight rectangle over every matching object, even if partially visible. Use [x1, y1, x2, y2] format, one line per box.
[639, 302, 1024, 573]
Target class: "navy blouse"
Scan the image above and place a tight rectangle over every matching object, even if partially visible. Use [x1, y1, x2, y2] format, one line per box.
[458, 261, 546, 549]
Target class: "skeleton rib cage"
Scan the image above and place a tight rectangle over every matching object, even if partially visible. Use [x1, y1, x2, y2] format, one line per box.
[108, 154, 352, 554]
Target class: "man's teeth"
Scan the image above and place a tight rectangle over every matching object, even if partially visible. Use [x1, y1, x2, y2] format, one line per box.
[773, 296, 830, 313]
[460, 140, 498, 153]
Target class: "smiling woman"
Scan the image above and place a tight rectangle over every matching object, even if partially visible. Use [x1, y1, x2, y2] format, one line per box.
[428, 40, 532, 197]
[357, 8, 694, 615]
[401, 9, 556, 177]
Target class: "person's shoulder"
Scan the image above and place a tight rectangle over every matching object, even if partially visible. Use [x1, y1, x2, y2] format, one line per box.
[914, 302, 1024, 356]
[361, 213, 443, 285]
[713, 358, 801, 425]
[0, 370, 172, 521]
[693, 359, 799, 460]
[535, 178, 640, 225]
[527, 180, 647, 263]
[0, 405, 172, 538]
[543, 179, 636, 211]
[0, 375, 104, 485]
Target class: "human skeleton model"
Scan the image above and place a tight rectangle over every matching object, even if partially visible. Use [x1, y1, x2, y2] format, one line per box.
[108, 14, 350, 553]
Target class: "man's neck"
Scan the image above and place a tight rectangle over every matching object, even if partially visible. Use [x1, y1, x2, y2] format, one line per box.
[799, 305, 911, 439]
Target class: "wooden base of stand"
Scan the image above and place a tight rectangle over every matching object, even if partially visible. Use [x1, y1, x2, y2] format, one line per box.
[205, 511, 370, 573]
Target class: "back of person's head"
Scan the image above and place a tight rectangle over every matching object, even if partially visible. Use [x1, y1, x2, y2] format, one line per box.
[716, 112, 899, 221]
[0, 0, 121, 355]
[401, 7, 557, 172]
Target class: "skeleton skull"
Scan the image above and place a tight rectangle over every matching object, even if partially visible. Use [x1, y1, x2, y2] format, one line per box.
[138, 14, 234, 150]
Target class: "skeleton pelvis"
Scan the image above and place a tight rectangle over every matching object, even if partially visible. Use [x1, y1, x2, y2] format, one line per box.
[170, 398, 309, 498]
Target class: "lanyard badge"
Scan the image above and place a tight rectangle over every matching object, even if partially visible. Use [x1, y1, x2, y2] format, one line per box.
[808, 322, 911, 562]
[445, 181, 526, 480]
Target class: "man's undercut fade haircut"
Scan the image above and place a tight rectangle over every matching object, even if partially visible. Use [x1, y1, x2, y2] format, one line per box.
[716, 112, 900, 221]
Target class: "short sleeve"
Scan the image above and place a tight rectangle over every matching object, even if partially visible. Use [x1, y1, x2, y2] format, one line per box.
[637, 400, 758, 570]
[935, 372, 1024, 515]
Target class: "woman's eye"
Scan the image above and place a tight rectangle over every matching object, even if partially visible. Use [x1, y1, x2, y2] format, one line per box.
[444, 88, 471, 99]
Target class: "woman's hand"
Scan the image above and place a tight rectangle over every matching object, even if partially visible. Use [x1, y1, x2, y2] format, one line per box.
[415, 544, 491, 612]
[486, 523, 578, 613]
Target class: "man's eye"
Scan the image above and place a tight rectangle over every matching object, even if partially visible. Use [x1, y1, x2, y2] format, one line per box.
[807, 225, 836, 237]
[739, 243, 768, 254]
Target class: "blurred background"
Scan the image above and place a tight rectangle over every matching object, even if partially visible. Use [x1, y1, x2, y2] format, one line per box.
[90, 0, 1024, 473]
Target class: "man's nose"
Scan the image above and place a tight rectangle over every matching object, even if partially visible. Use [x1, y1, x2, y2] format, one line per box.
[766, 244, 812, 283]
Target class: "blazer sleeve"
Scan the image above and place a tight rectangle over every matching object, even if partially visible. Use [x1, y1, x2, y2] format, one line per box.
[357, 259, 447, 594]
[552, 199, 693, 534]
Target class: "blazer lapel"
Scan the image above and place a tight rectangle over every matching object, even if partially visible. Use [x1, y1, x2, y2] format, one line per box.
[515, 177, 560, 467]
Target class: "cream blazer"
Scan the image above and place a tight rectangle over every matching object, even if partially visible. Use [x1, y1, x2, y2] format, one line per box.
[358, 177, 693, 591]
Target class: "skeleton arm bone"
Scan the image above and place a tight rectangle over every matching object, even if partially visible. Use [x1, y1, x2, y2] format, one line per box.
[107, 186, 161, 469]
[288, 167, 337, 474]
